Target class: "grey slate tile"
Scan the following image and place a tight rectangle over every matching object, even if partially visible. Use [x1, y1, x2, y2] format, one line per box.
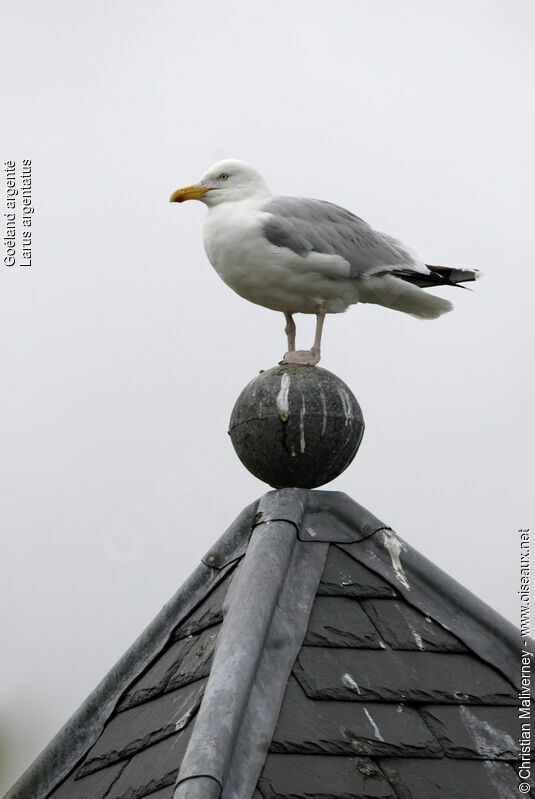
[379, 758, 521, 799]
[49, 761, 126, 799]
[318, 545, 397, 598]
[172, 573, 233, 640]
[293, 648, 518, 704]
[270, 677, 442, 757]
[118, 625, 220, 711]
[420, 704, 522, 759]
[258, 753, 397, 798]
[304, 596, 385, 648]
[79, 679, 206, 775]
[118, 636, 196, 711]
[105, 725, 192, 799]
[360, 598, 467, 652]
[165, 626, 220, 692]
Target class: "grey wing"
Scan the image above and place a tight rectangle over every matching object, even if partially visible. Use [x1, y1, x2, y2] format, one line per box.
[262, 196, 425, 278]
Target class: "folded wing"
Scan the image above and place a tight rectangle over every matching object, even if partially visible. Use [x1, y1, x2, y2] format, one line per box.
[262, 197, 478, 287]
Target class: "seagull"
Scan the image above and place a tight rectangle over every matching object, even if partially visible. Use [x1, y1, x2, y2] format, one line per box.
[170, 159, 479, 366]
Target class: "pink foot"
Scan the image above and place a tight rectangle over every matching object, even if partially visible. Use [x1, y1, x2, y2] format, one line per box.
[280, 348, 321, 367]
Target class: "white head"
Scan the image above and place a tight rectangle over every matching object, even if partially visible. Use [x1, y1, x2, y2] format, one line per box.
[170, 159, 271, 207]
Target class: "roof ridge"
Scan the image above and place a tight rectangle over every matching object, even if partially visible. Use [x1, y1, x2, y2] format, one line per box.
[175, 491, 328, 798]
[3, 501, 259, 799]
[5, 489, 528, 799]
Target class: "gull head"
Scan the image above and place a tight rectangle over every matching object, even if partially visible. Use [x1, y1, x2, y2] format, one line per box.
[170, 159, 271, 207]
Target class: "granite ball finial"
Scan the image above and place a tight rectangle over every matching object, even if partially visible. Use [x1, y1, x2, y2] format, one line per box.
[228, 364, 364, 489]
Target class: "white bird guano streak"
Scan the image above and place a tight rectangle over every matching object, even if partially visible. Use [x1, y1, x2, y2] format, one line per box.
[319, 391, 327, 435]
[382, 530, 411, 591]
[460, 705, 516, 756]
[337, 387, 354, 426]
[342, 673, 361, 694]
[276, 372, 290, 422]
[299, 396, 306, 453]
[363, 708, 384, 741]
[407, 623, 424, 650]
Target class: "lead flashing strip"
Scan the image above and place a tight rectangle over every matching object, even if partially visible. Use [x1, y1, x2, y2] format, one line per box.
[251, 488, 389, 544]
[301, 489, 390, 542]
[224, 534, 328, 798]
[201, 501, 259, 569]
[174, 492, 328, 799]
[4, 506, 253, 799]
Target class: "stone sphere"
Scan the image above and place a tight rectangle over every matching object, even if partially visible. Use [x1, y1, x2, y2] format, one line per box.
[228, 364, 364, 489]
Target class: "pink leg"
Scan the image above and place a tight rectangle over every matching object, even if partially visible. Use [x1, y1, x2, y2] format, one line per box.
[281, 309, 326, 367]
[284, 312, 296, 351]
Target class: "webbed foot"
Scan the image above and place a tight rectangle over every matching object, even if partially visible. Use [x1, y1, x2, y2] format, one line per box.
[279, 348, 320, 367]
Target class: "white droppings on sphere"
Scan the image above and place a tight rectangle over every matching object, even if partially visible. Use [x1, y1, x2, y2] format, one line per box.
[299, 395, 306, 453]
[337, 387, 354, 426]
[276, 372, 290, 421]
[319, 390, 327, 435]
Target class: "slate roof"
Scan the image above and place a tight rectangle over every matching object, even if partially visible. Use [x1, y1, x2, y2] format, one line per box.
[5, 488, 532, 799]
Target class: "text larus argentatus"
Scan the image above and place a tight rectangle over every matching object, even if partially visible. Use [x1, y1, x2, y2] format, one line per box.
[170, 159, 479, 366]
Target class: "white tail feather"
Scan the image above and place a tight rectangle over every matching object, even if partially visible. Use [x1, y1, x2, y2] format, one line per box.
[359, 275, 453, 319]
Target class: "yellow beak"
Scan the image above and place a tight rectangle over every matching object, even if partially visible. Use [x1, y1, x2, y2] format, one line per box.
[169, 184, 212, 203]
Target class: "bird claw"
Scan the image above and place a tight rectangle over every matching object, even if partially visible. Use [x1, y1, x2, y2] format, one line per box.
[280, 348, 321, 367]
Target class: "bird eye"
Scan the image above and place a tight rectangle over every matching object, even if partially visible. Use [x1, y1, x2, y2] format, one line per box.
[218, 173, 229, 181]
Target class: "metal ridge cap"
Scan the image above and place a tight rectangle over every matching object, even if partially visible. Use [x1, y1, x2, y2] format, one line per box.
[302, 489, 390, 543]
[4, 561, 222, 799]
[175, 489, 328, 799]
[3, 503, 255, 799]
[244, 488, 389, 545]
[202, 500, 259, 569]
[175, 515, 299, 794]
[252, 488, 308, 529]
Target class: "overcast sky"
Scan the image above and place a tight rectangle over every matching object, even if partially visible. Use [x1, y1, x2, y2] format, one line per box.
[1, 0, 534, 792]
